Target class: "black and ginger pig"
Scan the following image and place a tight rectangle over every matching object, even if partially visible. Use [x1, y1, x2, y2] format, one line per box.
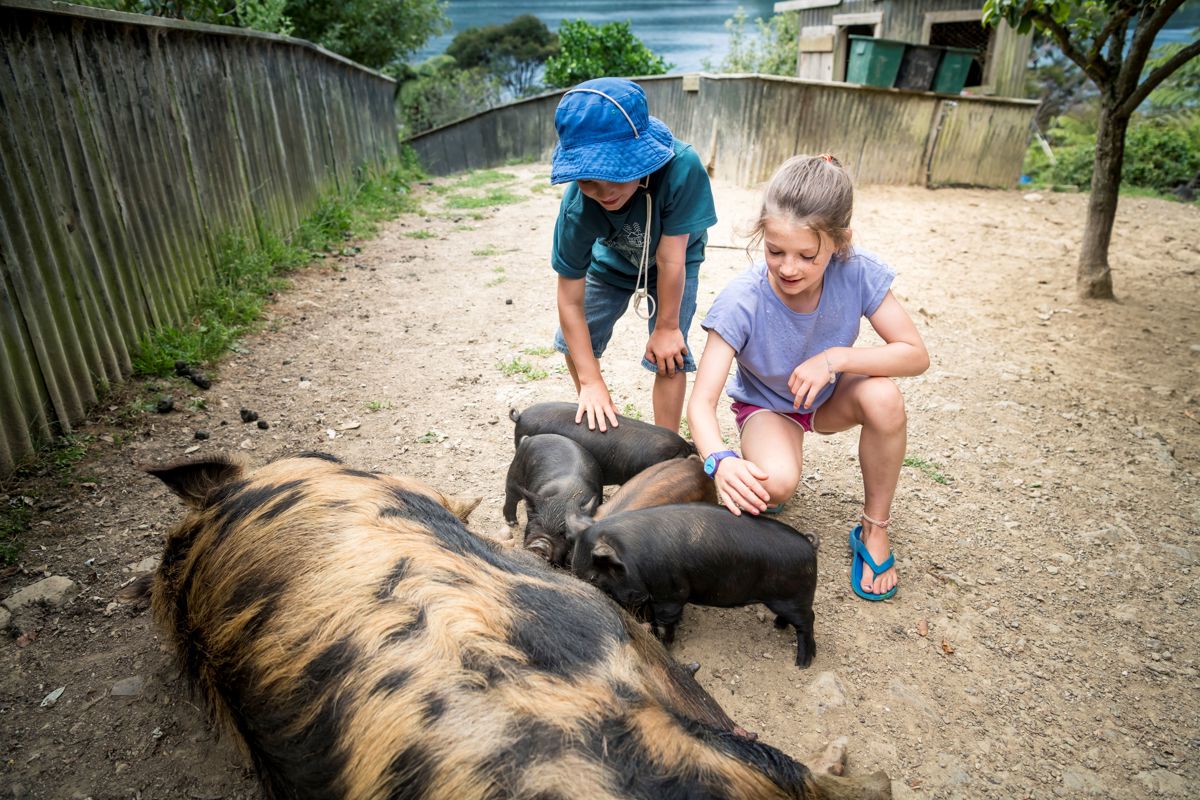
[567, 503, 819, 668]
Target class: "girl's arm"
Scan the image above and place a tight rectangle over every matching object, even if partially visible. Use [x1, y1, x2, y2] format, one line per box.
[789, 290, 928, 409]
[645, 233, 689, 375]
[687, 330, 770, 515]
[557, 275, 619, 431]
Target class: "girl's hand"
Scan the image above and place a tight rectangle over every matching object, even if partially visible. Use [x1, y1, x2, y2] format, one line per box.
[714, 458, 771, 516]
[576, 381, 619, 432]
[645, 327, 687, 377]
[788, 352, 834, 410]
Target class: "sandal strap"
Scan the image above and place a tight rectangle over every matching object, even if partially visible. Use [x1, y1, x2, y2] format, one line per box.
[850, 526, 895, 574]
[860, 510, 892, 528]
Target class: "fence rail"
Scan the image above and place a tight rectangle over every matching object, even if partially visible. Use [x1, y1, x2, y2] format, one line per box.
[0, 0, 399, 475]
[407, 73, 1037, 188]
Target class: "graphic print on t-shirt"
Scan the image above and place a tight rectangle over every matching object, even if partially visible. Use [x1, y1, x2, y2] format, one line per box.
[603, 220, 647, 269]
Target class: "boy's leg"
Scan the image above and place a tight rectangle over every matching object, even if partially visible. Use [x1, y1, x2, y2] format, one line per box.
[739, 411, 806, 508]
[652, 371, 686, 432]
[812, 374, 907, 596]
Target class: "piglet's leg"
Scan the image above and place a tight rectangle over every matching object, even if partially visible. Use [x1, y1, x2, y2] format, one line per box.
[765, 599, 816, 668]
[650, 602, 684, 646]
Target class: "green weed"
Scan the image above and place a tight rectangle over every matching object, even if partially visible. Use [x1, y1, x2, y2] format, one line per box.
[452, 170, 518, 188]
[0, 498, 32, 565]
[446, 189, 524, 209]
[498, 357, 548, 382]
[678, 418, 691, 440]
[903, 455, 951, 485]
[472, 245, 502, 257]
[405, 229, 437, 239]
[366, 399, 392, 412]
[522, 346, 555, 357]
[621, 403, 644, 421]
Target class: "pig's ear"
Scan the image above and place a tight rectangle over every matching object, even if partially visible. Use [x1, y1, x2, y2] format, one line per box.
[591, 538, 624, 572]
[145, 456, 244, 508]
[445, 493, 482, 522]
[564, 510, 593, 543]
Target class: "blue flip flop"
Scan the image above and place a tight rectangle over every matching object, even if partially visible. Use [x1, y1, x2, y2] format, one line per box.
[849, 524, 897, 601]
[763, 502, 786, 514]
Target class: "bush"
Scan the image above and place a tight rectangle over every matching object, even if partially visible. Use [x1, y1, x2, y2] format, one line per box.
[704, 8, 799, 75]
[396, 56, 502, 136]
[543, 19, 670, 89]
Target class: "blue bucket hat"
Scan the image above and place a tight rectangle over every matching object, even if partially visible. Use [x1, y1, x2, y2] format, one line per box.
[550, 78, 675, 185]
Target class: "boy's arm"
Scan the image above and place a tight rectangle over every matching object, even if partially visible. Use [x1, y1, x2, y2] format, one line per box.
[557, 275, 619, 432]
[645, 233, 689, 376]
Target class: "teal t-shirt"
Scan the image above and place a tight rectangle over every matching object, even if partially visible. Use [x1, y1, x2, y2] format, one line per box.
[551, 141, 717, 290]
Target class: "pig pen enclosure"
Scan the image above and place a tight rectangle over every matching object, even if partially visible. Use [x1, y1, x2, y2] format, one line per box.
[1, 166, 1198, 799]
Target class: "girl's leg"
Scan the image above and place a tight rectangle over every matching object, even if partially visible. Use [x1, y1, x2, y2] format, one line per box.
[813, 375, 907, 595]
[739, 411, 806, 508]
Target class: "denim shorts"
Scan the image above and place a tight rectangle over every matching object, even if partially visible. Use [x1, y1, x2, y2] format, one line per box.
[554, 271, 698, 373]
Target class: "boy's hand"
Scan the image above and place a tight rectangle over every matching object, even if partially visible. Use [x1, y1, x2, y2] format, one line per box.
[645, 327, 687, 377]
[576, 381, 619, 432]
[714, 458, 771, 516]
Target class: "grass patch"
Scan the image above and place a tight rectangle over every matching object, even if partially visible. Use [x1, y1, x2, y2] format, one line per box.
[498, 357, 548, 382]
[446, 189, 524, 209]
[404, 229, 437, 239]
[678, 418, 691, 440]
[366, 399, 392, 412]
[903, 455, 951, 485]
[522, 346, 555, 357]
[0, 498, 32, 565]
[472, 245, 502, 257]
[452, 169, 518, 188]
[131, 154, 424, 377]
[620, 403, 644, 421]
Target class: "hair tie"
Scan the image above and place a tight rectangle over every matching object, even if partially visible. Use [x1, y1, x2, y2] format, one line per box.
[818, 153, 834, 163]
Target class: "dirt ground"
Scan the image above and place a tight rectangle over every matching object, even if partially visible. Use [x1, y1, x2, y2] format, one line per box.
[1, 163, 1198, 800]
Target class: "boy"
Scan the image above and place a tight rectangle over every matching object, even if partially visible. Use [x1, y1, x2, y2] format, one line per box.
[550, 77, 717, 433]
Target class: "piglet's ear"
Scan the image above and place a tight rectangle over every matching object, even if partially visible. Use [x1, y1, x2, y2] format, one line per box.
[146, 456, 244, 508]
[591, 539, 624, 572]
[564, 510, 593, 544]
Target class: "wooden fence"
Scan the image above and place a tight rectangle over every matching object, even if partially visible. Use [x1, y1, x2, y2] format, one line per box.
[0, 0, 398, 475]
[408, 73, 1038, 188]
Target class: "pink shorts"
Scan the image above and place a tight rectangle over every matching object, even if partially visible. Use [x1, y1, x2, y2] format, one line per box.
[731, 401, 815, 433]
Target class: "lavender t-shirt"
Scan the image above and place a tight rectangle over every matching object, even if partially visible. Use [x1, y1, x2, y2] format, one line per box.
[701, 249, 895, 413]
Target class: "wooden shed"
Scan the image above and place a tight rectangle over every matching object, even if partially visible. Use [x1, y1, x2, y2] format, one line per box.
[773, 0, 1033, 98]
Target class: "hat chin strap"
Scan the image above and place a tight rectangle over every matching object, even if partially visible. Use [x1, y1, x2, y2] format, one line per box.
[633, 192, 655, 321]
[563, 88, 641, 138]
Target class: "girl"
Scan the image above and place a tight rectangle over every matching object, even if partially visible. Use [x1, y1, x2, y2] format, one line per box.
[686, 154, 929, 601]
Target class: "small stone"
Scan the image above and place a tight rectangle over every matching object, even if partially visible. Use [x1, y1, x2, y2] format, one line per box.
[155, 396, 174, 414]
[505, 298, 513, 305]
[134, 556, 160, 573]
[239, 408, 259, 423]
[40, 686, 65, 708]
[808, 671, 848, 712]
[238, 438, 255, 450]
[917, 619, 929, 637]
[257, 419, 270, 430]
[193, 428, 209, 440]
[1046, 565, 1059, 575]
[111, 676, 144, 697]
[0, 607, 10, 631]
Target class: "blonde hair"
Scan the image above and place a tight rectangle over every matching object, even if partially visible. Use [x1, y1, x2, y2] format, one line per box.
[746, 154, 854, 259]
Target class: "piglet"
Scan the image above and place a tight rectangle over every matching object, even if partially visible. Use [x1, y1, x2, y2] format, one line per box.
[510, 402, 695, 485]
[594, 455, 717, 520]
[504, 433, 603, 565]
[566, 503, 819, 668]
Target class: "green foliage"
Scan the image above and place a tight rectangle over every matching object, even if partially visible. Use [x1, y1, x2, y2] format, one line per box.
[497, 357, 548, 381]
[70, 0, 234, 23]
[445, 188, 523, 208]
[284, 0, 449, 69]
[447, 15, 558, 98]
[396, 55, 502, 135]
[1144, 40, 1200, 117]
[705, 8, 799, 75]
[133, 157, 422, 376]
[1025, 109, 1200, 193]
[543, 19, 670, 88]
[903, 455, 951, 485]
[237, 0, 292, 35]
[0, 496, 32, 565]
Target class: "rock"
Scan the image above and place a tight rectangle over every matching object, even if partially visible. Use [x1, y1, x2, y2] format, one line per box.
[111, 676, 144, 697]
[1111, 604, 1138, 623]
[0, 607, 10, 631]
[39, 686, 65, 708]
[1133, 769, 1188, 796]
[194, 430, 209, 440]
[257, 419, 270, 430]
[1159, 543, 1197, 566]
[1062, 766, 1104, 794]
[155, 396, 174, 413]
[807, 671, 847, 712]
[240, 408, 259, 423]
[889, 681, 939, 719]
[2, 576, 79, 612]
[134, 556, 160, 573]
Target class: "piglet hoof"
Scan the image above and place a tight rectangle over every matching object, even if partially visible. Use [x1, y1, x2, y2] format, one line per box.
[732, 725, 759, 742]
[810, 735, 848, 777]
[682, 661, 701, 676]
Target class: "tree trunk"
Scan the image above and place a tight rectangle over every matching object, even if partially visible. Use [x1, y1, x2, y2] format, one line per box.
[1076, 96, 1130, 300]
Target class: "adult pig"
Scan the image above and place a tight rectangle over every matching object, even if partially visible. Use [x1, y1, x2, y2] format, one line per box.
[143, 452, 889, 799]
[504, 433, 603, 565]
[567, 503, 819, 668]
[594, 455, 717, 520]
[509, 401, 696, 484]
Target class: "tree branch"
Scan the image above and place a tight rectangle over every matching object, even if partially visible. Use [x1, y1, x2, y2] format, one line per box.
[1085, 2, 1136, 66]
[1120, 38, 1200, 116]
[1035, 9, 1110, 86]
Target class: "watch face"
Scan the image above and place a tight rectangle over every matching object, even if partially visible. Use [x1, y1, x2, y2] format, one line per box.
[703, 455, 717, 476]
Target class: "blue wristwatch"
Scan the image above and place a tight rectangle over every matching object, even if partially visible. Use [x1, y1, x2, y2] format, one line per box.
[703, 450, 739, 479]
